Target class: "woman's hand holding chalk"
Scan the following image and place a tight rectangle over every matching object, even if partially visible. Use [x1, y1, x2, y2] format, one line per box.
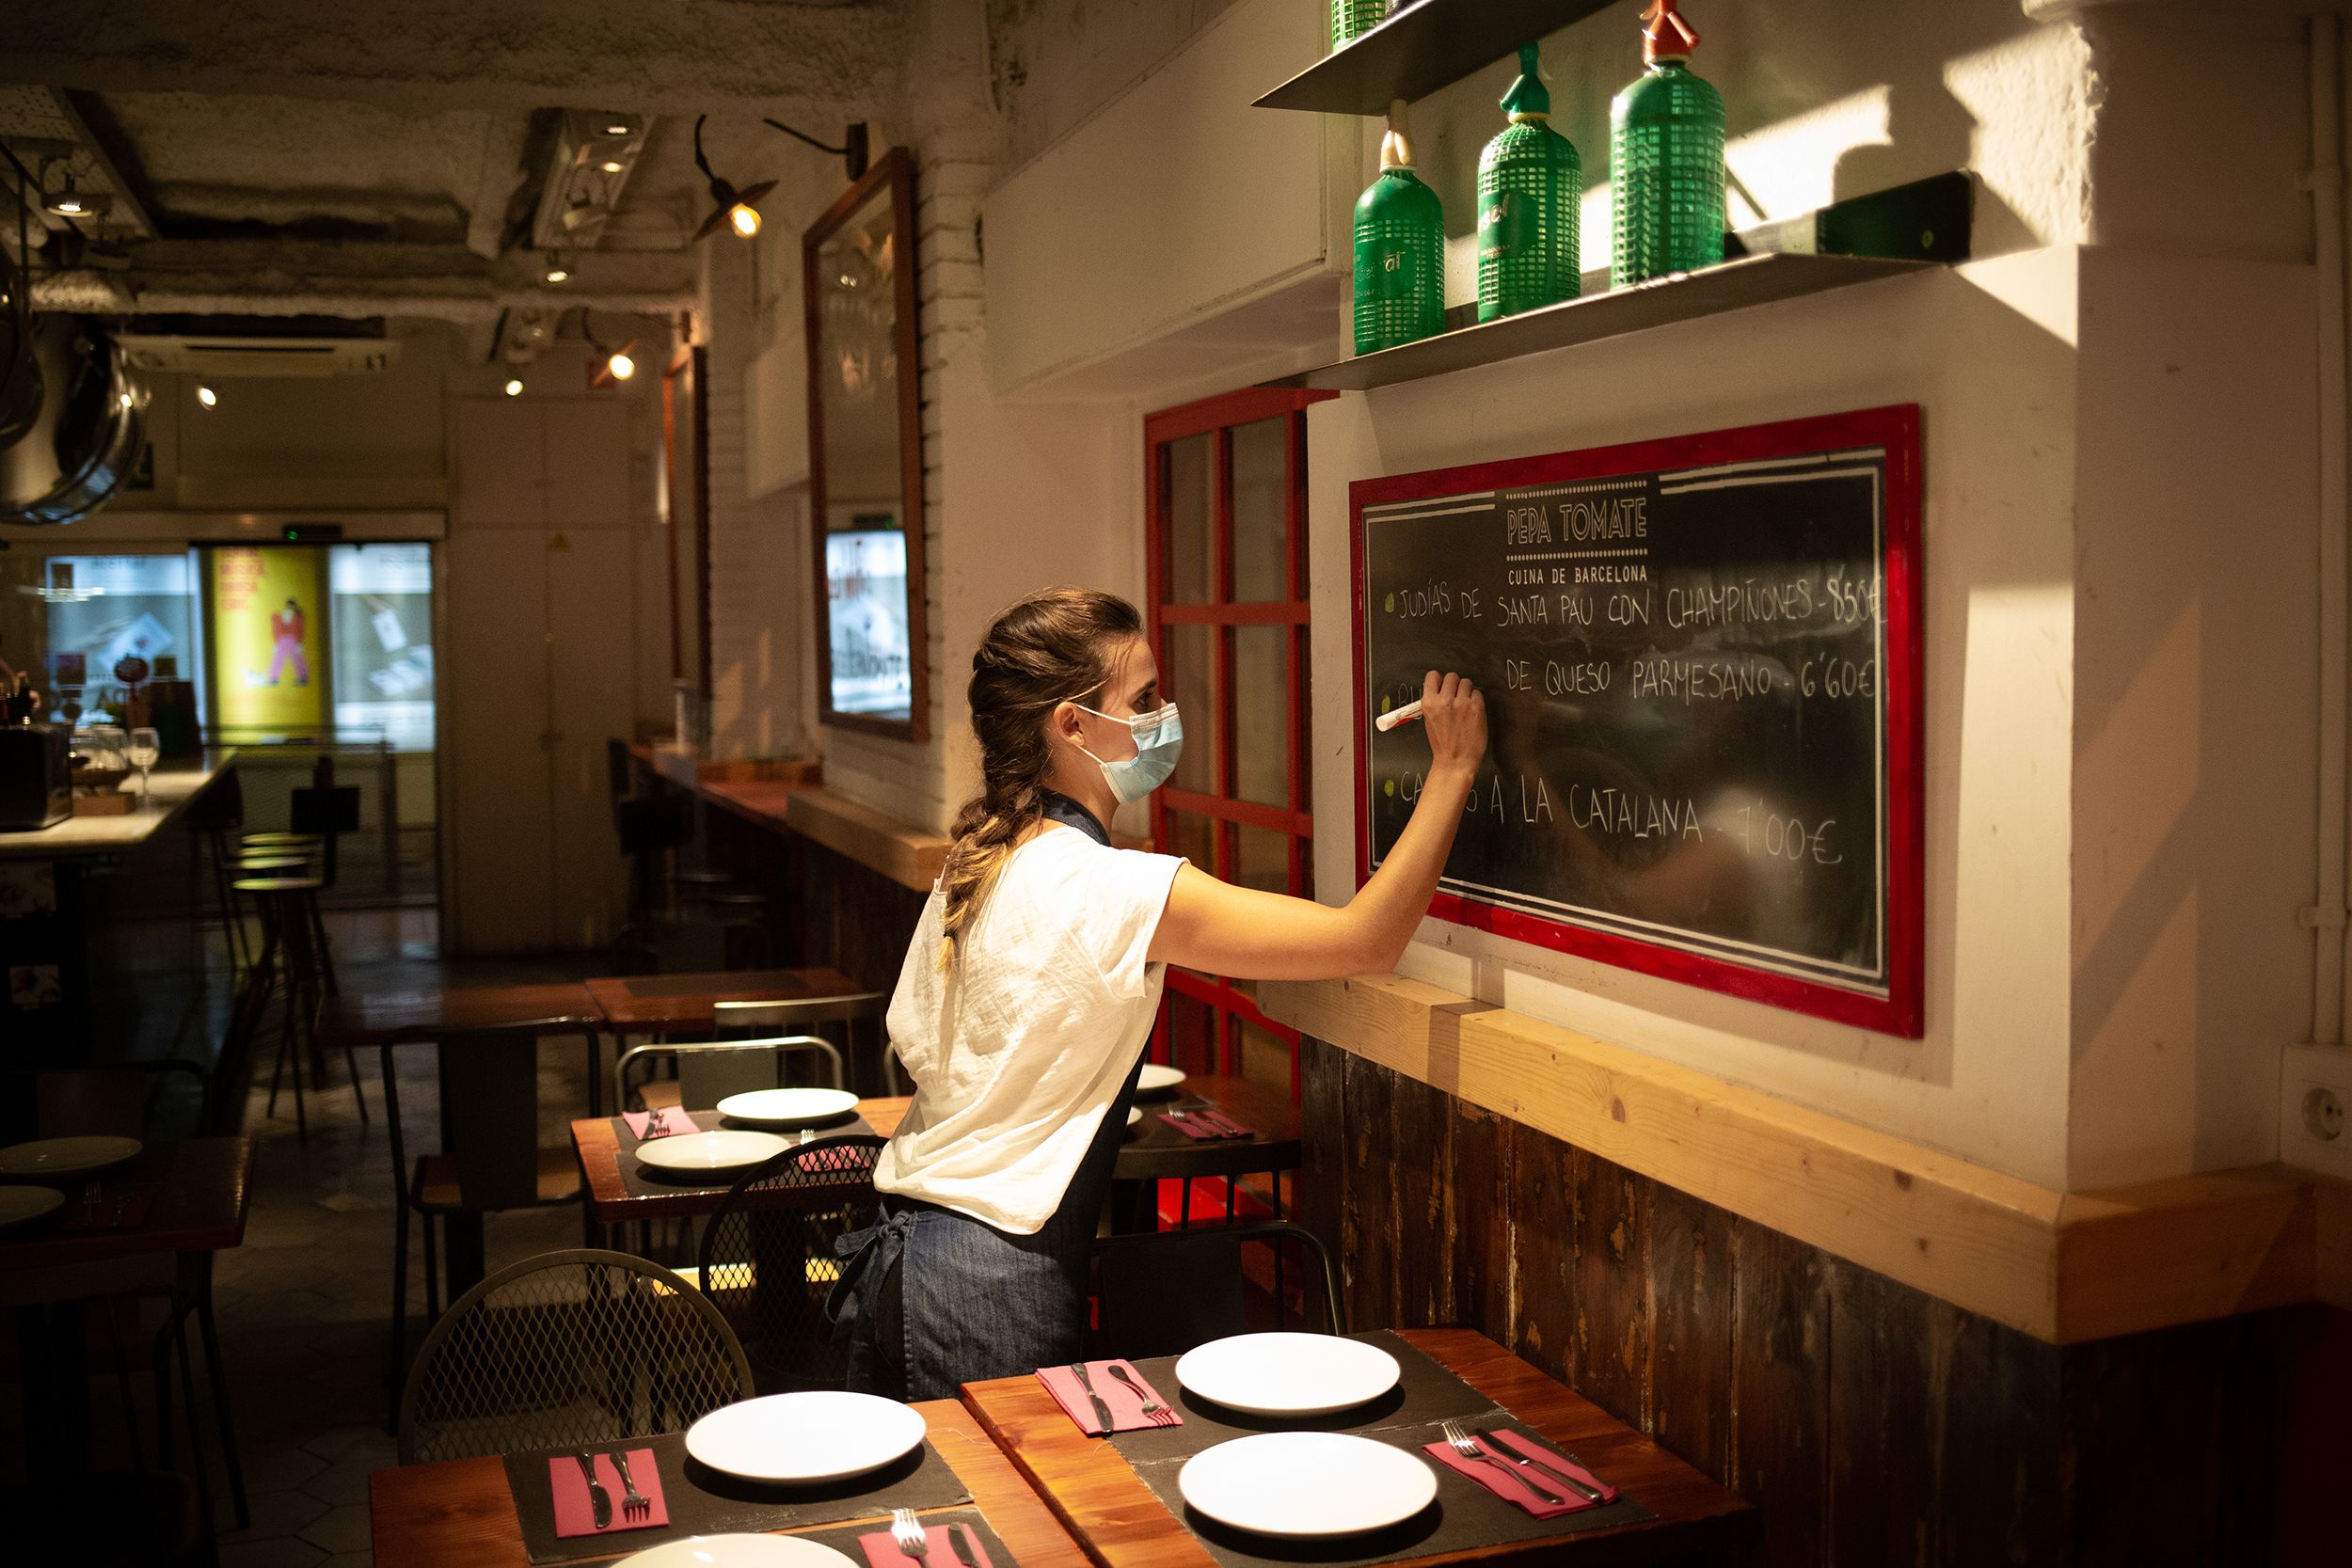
[1375, 699, 1424, 733]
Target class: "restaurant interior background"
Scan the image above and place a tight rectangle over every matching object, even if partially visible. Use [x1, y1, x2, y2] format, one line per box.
[4, 0, 2352, 1563]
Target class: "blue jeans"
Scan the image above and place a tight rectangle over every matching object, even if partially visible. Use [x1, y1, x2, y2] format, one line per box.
[830, 1058, 1140, 1401]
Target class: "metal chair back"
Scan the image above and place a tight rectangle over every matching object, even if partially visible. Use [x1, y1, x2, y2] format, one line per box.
[695, 1135, 887, 1393]
[614, 1036, 843, 1113]
[19, 1059, 210, 1143]
[717, 991, 887, 1093]
[397, 1248, 753, 1465]
[1089, 1221, 1344, 1362]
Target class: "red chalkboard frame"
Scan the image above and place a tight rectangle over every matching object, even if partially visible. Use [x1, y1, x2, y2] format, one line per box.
[1350, 404, 1925, 1038]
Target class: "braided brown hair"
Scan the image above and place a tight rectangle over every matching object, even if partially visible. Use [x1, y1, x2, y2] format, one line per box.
[937, 587, 1144, 969]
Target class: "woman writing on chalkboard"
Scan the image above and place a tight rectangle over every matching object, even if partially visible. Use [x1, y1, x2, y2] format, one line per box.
[830, 586, 1486, 1400]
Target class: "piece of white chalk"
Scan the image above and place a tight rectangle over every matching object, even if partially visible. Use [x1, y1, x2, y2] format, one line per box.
[1375, 699, 1424, 733]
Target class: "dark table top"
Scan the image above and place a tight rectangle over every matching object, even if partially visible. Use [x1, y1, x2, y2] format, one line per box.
[369, 1396, 1092, 1568]
[960, 1326, 1756, 1568]
[585, 967, 865, 1031]
[572, 1096, 912, 1223]
[0, 1136, 256, 1273]
[319, 982, 604, 1050]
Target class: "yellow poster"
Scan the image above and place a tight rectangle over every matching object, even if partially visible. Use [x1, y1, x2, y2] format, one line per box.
[208, 546, 328, 731]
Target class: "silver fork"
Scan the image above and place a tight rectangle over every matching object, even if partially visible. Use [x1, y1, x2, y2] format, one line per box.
[890, 1508, 930, 1560]
[1104, 1363, 1173, 1426]
[1441, 1419, 1573, 1506]
[645, 1106, 667, 1138]
[612, 1449, 650, 1523]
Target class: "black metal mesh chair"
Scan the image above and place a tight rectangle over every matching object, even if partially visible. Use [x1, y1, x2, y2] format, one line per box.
[694, 1135, 887, 1393]
[397, 1248, 754, 1465]
[1089, 1221, 1345, 1362]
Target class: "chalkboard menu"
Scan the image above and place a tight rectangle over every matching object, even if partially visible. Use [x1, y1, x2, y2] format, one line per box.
[1353, 405, 1922, 1036]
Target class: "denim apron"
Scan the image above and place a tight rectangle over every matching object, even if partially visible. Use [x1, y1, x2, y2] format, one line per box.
[827, 793, 1144, 1402]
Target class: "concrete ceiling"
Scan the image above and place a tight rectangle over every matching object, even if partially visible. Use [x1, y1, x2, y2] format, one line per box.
[0, 0, 905, 328]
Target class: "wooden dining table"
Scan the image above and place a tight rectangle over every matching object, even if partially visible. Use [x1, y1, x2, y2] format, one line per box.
[0, 1136, 258, 1482]
[586, 966, 865, 1034]
[961, 1326, 1756, 1568]
[369, 1395, 1094, 1568]
[573, 1096, 911, 1225]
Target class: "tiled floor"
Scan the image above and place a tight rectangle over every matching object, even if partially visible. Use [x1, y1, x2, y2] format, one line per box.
[203, 909, 597, 1567]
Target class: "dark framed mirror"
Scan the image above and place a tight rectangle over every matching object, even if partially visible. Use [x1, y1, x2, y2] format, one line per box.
[805, 145, 927, 741]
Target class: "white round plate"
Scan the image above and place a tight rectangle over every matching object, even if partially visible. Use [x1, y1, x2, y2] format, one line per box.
[686, 1390, 928, 1484]
[633, 1130, 789, 1177]
[1136, 1063, 1185, 1097]
[1179, 1432, 1436, 1538]
[617, 1535, 860, 1568]
[1175, 1332, 1401, 1418]
[0, 1186, 65, 1230]
[1125, 1106, 1142, 1127]
[0, 1135, 142, 1180]
[716, 1087, 861, 1128]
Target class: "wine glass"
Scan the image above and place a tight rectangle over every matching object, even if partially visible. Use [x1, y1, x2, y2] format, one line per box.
[128, 726, 161, 806]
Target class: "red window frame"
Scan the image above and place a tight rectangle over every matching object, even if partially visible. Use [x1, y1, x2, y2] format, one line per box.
[1142, 386, 1335, 1098]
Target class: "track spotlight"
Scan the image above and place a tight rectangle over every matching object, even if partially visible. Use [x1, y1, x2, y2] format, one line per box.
[503, 378, 525, 397]
[43, 173, 111, 219]
[544, 253, 572, 284]
[196, 385, 218, 409]
[691, 116, 777, 243]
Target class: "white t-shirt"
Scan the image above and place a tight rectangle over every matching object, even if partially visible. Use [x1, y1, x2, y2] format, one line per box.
[874, 824, 1185, 1234]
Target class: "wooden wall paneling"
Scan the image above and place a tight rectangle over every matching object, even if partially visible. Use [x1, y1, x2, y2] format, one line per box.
[1504, 1119, 1575, 1384]
[1449, 1098, 1513, 1346]
[1731, 1222, 1831, 1568]
[1340, 1052, 1398, 1333]
[2060, 1318, 2275, 1567]
[1823, 1257, 1945, 1568]
[1941, 1306, 2060, 1566]
[1390, 1069, 1456, 1328]
[1296, 1037, 1347, 1276]
[1645, 1180, 1736, 1480]
[1568, 1146, 1651, 1431]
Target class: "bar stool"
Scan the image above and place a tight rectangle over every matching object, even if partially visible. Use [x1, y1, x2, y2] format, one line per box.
[232, 874, 368, 1138]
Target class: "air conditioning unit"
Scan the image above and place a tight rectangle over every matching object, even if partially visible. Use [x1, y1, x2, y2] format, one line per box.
[115, 335, 401, 377]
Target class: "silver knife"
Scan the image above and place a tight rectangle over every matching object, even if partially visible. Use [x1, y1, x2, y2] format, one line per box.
[946, 1523, 983, 1568]
[1475, 1428, 1605, 1502]
[1069, 1361, 1116, 1432]
[1193, 1105, 1248, 1138]
[575, 1450, 612, 1528]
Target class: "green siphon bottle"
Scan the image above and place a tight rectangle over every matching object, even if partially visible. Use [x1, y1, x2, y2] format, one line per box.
[1330, 0, 1388, 51]
[1610, 0, 1725, 289]
[1477, 42, 1581, 323]
[1353, 99, 1447, 355]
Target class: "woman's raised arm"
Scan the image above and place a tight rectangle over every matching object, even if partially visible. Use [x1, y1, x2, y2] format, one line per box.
[1147, 671, 1486, 981]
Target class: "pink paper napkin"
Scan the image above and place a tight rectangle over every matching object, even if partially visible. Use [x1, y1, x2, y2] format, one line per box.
[547, 1448, 668, 1538]
[1037, 1359, 1181, 1434]
[1422, 1428, 1617, 1518]
[624, 1109, 702, 1140]
[1161, 1107, 1248, 1141]
[860, 1522, 996, 1568]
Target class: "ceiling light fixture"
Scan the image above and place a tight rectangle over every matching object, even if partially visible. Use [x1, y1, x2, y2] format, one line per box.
[503, 377, 525, 397]
[604, 119, 633, 137]
[691, 116, 776, 243]
[581, 315, 639, 386]
[544, 253, 572, 284]
[598, 158, 626, 174]
[42, 172, 111, 219]
[196, 384, 218, 409]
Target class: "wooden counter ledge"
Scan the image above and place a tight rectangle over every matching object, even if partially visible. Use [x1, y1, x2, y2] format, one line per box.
[1263, 972, 2336, 1344]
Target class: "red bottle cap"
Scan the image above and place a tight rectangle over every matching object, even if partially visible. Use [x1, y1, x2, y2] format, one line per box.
[1642, 0, 1701, 63]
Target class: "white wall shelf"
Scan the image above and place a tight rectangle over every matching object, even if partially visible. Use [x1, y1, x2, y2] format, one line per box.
[1260, 253, 1937, 392]
[1253, 0, 1614, 114]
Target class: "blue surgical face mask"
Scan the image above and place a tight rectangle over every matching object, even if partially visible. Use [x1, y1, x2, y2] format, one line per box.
[1074, 702, 1184, 804]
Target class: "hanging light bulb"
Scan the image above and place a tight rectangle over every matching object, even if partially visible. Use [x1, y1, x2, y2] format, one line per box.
[691, 116, 776, 242]
[196, 385, 219, 409]
[503, 377, 525, 397]
[607, 348, 637, 381]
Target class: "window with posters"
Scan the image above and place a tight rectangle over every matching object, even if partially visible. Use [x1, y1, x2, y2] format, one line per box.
[328, 544, 435, 750]
[204, 546, 329, 733]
